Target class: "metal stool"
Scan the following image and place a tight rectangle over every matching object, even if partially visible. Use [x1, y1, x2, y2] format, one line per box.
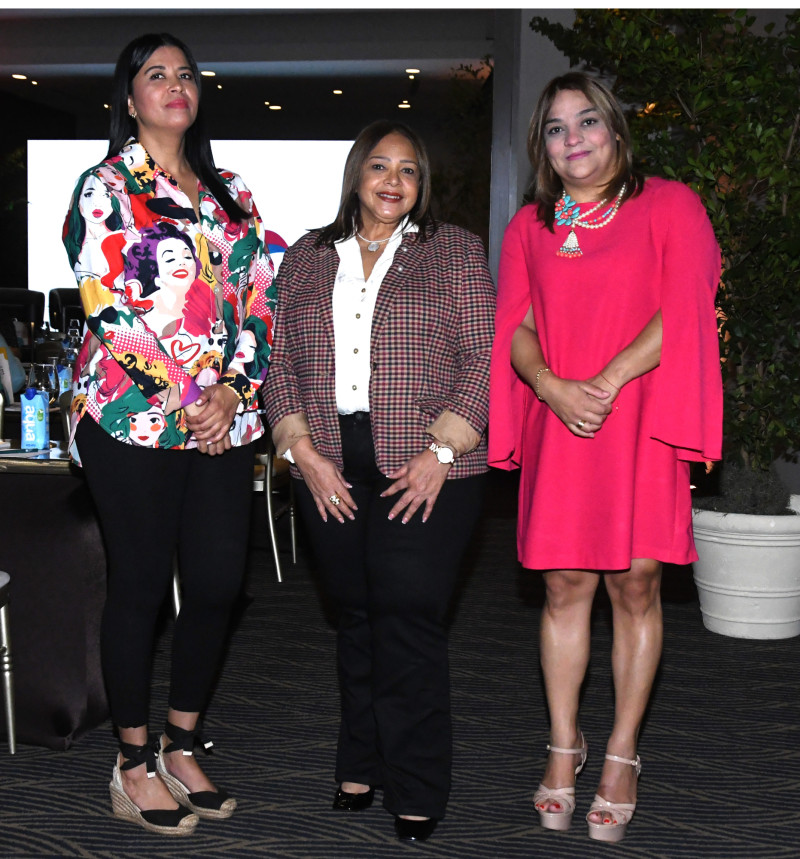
[0, 571, 16, 754]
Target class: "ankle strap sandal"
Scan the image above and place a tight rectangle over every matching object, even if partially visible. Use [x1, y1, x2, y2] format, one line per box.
[110, 737, 198, 835]
[157, 720, 237, 820]
[533, 732, 588, 832]
[586, 753, 642, 843]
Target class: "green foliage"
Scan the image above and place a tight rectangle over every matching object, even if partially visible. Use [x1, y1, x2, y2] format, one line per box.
[430, 58, 493, 244]
[530, 10, 800, 477]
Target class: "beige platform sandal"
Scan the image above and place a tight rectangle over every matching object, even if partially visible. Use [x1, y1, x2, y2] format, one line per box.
[586, 753, 641, 842]
[532, 732, 588, 831]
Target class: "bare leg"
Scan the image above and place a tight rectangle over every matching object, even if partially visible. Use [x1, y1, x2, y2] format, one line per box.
[588, 558, 662, 821]
[538, 569, 600, 809]
[118, 725, 181, 811]
[160, 708, 218, 794]
[341, 781, 371, 794]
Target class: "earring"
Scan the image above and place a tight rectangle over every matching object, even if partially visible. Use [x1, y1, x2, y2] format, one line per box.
[129, 109, 137, 119]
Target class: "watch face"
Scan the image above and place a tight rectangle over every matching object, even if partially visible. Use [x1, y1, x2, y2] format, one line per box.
[436, 446, 454, 464]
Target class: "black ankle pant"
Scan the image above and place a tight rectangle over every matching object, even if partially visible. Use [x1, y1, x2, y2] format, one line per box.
[76, 416, 253, 727]
[294, 412, 485, 819]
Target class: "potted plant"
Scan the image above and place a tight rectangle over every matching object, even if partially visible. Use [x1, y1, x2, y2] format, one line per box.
[529, 9, 800, 638]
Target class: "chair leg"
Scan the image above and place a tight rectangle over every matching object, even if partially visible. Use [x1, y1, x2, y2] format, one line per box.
[0, 603, 16, 754]
[289, 481, 297, 565]
[264, 456, 283, 583]
[171, 556, 182, 618]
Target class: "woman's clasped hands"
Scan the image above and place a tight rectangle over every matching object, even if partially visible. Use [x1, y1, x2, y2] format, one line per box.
[184, 383, 241, 455]
[539, 370, 621, 438]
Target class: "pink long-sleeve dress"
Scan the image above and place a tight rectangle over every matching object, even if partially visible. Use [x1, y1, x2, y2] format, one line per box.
[489, 177, 723, 571]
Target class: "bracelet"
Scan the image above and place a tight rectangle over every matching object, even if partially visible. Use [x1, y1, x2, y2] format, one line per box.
[599, 372, 620, 391]
[534, 367, 551, 401]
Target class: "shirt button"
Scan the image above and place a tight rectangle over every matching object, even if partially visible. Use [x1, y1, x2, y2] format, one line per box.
[353, 348, 359, 354]
[355, 313, 361, 319]
[361, 288, 366, 293]
[352, 385, 357, 391]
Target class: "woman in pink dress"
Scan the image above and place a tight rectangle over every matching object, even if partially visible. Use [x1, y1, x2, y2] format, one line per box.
[489, 72, 722, 843]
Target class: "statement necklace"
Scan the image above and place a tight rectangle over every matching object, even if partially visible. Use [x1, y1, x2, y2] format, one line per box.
[554, 183, 627, 259]
[356, 231, 392, 252]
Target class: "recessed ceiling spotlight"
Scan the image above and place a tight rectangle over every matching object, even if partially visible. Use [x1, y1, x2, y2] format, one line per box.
[264, 101, 270, 106]
[269, 105, 282, 111]
[200, 70, 216, 77]
[405, 68, 420, 74]
[12, 74, 27, 80]
[398, 103, 411, 109]
[217, 84, 222, 90]
[408, 75, 415, 80]
[31, 81, 38, 86]
[103, 103, 110, 110]
[333, 89, 343, 95]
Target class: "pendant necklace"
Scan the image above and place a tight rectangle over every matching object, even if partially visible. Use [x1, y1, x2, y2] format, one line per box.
[554, 182, 627, 259]
[356, 231, 392, 252]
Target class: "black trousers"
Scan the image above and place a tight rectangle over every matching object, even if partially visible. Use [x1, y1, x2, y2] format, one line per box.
[76, 416, 254, 727]
[294, 412, 485, 819]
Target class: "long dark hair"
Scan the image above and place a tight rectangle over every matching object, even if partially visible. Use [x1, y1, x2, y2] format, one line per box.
[525, 72, 644, 230]
[316, 120, 436, 247]
[107, 32, 249, 223]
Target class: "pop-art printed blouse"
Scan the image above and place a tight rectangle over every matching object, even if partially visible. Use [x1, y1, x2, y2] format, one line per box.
[62, 139, 276, 458]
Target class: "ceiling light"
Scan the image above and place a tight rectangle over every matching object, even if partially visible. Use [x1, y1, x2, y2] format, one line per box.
[333, 89, 343, 95]
[408, 75, 415, 80]
[31, 81, 38, 86]
[398, 103, 411, 109]
[12, 74, 26, 80]
[264, 101, 270, 106]
[217, 84, 222, 90]
[200, 70, 216, 77]
[103, 103, 110, 110]
[405, 68, 420, 74]
[269, 105, 282, 110]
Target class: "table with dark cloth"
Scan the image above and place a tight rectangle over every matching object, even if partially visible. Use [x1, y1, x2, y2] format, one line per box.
[0, 444, 108, 749]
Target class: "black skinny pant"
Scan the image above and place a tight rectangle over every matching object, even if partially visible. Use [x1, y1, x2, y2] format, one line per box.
[294, 412, 485, 819]
[76, 416, 253, 727]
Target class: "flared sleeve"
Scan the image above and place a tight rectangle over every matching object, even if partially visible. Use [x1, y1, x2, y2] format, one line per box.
[648, 182, 723, 461]
[488, 210, 537, 471]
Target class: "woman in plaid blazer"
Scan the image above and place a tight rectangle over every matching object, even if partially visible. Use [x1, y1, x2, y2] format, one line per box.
[264, 120, 495, 843]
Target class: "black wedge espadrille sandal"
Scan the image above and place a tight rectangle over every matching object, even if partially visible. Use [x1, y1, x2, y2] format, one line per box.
[109, 738, 199, 835]
[156, 721, 237, 820]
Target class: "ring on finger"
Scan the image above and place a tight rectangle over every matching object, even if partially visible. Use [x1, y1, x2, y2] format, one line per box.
[576, 420, 586, 429]
[329, 493, 341, 506]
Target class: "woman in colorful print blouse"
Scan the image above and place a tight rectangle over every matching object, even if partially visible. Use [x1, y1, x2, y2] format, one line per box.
[62, 33, 276, 836]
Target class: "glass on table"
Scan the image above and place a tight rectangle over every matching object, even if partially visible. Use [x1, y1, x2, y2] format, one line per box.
[27, 363, 58, 404]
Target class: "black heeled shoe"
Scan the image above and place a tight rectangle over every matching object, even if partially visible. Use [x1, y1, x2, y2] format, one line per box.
[109, 738, 198, 835]
[332, 785, 375, 811]
[394, 816, 438, 842]
[157, 721, 237, 820]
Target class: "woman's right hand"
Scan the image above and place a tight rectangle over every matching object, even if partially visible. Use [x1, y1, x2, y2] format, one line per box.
[538, 373, 613, 438]
[291, 436, 357, 523]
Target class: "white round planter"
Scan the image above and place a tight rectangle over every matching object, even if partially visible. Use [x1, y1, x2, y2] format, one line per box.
[692, 508, 800, 639]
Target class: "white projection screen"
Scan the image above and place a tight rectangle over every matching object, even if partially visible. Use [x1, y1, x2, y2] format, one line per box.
[27, 139, 353, 316]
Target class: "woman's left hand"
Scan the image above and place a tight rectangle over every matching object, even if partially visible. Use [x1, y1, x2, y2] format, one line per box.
[185, 383, 240, 455]
[382, 449, 451, 524]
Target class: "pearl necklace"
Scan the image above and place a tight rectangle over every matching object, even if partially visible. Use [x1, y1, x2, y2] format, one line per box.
[555, 183, 627, 259]
[356, 231, 392, 252]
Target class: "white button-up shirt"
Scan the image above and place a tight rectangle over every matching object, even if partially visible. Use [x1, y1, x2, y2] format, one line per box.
[333, 222, 417, 414]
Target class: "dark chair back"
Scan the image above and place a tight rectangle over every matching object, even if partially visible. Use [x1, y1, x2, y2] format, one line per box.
[0, 289, 45, 362]
[48, 288, 84, 333]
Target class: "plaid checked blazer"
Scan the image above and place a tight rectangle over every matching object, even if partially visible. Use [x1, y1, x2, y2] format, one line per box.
[263, 222, 496, 478]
